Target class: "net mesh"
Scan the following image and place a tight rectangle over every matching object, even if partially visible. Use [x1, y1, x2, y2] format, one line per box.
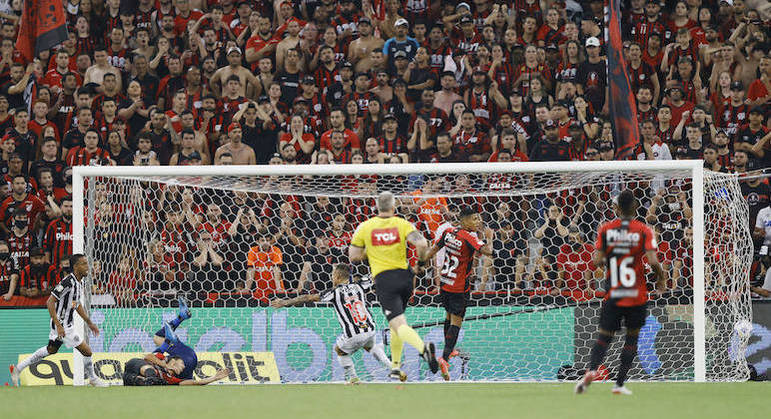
[80, 166, 752, 382]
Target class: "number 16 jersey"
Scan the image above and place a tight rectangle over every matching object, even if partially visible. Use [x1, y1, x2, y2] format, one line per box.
[435, 227, 485, 293]
[595, 219, 656, 307]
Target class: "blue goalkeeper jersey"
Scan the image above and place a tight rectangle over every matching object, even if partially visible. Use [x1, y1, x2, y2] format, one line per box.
[167, 342, 198, 380]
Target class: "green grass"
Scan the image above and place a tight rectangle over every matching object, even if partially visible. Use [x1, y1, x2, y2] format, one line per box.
[0, 382, 765, 419]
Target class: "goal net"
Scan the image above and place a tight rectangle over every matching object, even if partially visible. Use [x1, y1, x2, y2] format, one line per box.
[73, 162, 752, 384]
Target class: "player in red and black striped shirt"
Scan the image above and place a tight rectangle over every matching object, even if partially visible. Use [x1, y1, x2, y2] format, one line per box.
[45, 196, 73, 267]
[575, 190, 665, 396]
[425, 207, 493, 380]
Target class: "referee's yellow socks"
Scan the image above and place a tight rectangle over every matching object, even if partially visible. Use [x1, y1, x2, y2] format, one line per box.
[397, 324, 425, 354]
[390, 328, 403, 369]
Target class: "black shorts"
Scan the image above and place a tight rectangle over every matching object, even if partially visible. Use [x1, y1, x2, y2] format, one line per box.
[598, 302, 648, 332]
[441, 290, 469, 317]
[374, 269, 413, 321]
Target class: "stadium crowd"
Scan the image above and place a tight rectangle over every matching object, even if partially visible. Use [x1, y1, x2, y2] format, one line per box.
[0, 0, 769, 306]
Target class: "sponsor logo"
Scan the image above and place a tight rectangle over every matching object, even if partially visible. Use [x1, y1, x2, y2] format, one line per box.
[371, 228, 399, 246]
[17, 351, 280, 386]
[606, 229, 640, 242]
[55, 232, 73, 241]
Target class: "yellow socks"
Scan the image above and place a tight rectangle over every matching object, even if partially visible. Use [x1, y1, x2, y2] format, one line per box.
[390, 328, 403, 369]
[397, 324, 425, 354]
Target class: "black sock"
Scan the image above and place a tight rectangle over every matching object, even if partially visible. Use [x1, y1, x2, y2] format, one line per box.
[443, 325, 460, 359]
[589, 333, 613, 371]
[616, 333, 639, 386]
[443, 318, 450, 337]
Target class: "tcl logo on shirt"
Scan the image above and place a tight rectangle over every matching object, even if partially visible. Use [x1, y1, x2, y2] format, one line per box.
[371, 228, 400, 246]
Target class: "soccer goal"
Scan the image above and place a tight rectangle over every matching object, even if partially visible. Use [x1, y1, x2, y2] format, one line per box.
[71, 161, 752, 385]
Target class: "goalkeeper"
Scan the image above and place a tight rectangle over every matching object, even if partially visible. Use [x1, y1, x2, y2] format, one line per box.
[348, 191, 439, 378]
[123, 297, 228, 386]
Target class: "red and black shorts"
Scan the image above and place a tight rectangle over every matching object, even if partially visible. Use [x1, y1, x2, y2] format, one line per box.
[598, 301, 648, 332]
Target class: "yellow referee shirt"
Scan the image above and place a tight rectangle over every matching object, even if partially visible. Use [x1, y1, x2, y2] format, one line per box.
[350, 215, 417, 278]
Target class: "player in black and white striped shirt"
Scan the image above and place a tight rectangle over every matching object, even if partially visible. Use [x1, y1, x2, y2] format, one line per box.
[10, 254, 106, 387]
[272, 264, 401, 383]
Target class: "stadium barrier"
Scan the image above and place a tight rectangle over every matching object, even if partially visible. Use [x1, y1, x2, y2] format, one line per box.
[4, 301, 770, 384]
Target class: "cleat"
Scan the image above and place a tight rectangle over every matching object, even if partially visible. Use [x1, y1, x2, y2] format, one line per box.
[89, 377, 108, 387]
[574, 370, 598, 395]
[177, 297, 191, 321]
[9, 364, 19, 387]
[421, 342, 439, 374]
[164, 323, 180, 345]
[438, 357, 450, 381]
[388, 369, 407, 382]
[612, 385, 633, 395]
[447, 350, 460, 359]
[346, 377, 361, 385]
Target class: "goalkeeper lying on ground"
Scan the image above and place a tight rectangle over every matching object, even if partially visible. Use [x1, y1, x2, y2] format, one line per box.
[123, 297, 229, 386]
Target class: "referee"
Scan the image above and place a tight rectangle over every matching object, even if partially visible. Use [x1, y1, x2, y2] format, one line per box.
[349, 191, 439, 378]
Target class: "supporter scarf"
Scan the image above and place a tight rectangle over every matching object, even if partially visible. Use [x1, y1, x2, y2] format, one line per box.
[607, 0, 640, 160]
[15, 0, 68, 62]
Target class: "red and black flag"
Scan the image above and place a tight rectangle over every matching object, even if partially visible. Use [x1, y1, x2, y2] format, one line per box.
[606, 0, 641, 160]
[15, 0, 69, 63]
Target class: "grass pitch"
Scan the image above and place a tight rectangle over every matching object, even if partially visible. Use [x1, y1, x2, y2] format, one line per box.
[1, 382, 765, 419]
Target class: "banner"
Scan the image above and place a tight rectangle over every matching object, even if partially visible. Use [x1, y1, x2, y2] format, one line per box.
[15, 0, 69, 62]
[0, 306, 575, 384]
[17, 351, 280, 386]
[607, 0, 641, 160]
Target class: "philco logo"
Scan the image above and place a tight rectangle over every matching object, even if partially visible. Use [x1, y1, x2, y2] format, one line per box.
[56, 232, 73, 241]
[607, 230, 640, 242]
[371, 228, 399, 246]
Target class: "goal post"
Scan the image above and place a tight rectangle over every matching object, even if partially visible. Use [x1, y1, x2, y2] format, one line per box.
[71, 161, 751, 385]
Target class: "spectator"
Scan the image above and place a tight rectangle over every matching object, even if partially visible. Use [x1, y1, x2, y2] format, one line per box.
[529, 119, 570, 161]
[18, 247, 57, 299]
[296, 236, 343, 293]
[556, 226, 597, 295]
[244, 229, 284, 301]
[535, 205, 569, 263]
[0, 240, 17, 300]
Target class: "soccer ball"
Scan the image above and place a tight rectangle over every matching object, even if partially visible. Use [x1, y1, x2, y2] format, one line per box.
[734, 320, 753, 339]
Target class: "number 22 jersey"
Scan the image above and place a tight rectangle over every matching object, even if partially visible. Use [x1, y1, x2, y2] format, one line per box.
[435, 227, 485, 293]
[595, 219, 656, 307]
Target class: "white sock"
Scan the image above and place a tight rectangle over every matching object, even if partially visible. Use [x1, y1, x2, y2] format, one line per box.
[369, 343, 392, 370]
[83, 356, 97, 380]
[337, 354, 356, 379]
[16, 347, 50, 372]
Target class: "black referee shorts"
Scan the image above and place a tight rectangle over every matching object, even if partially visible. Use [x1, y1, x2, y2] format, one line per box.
[598, 301, 648, 332]
[441, 290, 469, 317]
[374, 269, 413, 321]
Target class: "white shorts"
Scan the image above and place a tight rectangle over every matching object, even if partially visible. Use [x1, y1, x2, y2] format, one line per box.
[335, 331, 376, 355]
[49, 326, 83, 348]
